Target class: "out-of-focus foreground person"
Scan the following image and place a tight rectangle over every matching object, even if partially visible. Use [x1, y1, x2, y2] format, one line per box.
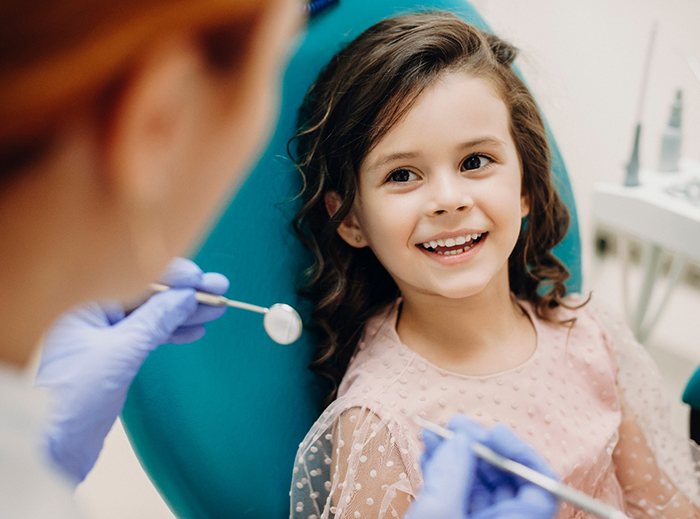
[0, 0, 301, 515]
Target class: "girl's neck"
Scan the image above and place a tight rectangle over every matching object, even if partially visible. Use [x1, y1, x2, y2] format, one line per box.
[396, 277, 536, 376]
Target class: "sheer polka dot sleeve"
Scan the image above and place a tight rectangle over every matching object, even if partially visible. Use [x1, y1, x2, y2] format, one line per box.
[290, 399, 421, 519]
[589, 302, 700, 518]
[614, 401, 699, 518]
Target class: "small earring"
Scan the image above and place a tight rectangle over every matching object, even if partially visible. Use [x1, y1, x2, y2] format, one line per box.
[355, 235, 362, 243]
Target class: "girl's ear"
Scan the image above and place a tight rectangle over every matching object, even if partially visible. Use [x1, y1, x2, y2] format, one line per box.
[520, 191, 530, 218]
[324, 192, 367, 248]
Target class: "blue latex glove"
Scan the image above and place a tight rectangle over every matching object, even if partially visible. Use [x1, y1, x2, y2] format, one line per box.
[35, 257, 229, 485]
[407, 416, 559, 519]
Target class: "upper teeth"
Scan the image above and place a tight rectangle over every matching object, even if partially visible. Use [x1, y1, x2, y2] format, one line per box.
[423, 233, 481, 249]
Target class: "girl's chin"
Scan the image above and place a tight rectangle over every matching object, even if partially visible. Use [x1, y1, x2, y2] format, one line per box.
[415, 282, 491, 301]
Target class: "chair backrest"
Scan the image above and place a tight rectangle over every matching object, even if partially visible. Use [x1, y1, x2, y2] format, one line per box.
[122, 2, 582, 517]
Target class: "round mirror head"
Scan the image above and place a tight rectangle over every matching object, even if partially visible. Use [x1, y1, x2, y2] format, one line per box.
[263, 304, 303, 345]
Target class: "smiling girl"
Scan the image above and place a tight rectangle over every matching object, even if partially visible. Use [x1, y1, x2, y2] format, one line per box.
[289, 12, 700, 519]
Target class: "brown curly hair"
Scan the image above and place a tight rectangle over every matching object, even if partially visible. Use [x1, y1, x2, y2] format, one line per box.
[291, 11, 573, 404]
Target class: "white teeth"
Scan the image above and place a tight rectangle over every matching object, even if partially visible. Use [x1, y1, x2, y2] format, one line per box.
[424, 233, 482, 251]
[433, 246, 470, 256]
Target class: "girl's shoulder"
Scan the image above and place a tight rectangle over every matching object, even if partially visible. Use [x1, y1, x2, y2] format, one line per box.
[535, 292, 606, 334]
[528, 292, 622, 366]
[553, 292, 627, 339]
[543, 292, 653, 379]
[338, 301, 403, 394]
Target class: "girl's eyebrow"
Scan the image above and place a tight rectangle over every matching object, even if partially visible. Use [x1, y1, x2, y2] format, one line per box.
[457, 136, 507, 150]
[368, 136, 507, 172]
[366, 151, 418, 172]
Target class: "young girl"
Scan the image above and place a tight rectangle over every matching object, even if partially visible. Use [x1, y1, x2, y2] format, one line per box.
[289, 12, 700, 519]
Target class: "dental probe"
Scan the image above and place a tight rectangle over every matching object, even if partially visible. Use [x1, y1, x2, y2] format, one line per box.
[149, 283, 303, 345]
[409, 413, 631, 519]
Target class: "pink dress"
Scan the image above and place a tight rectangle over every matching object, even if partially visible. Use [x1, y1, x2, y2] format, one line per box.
[290, 296, 700, 519]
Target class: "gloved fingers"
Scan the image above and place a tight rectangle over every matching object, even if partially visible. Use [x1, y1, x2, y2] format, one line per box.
[474, 425, 559, 513]
[474, 453, 516, 492]
[468, 475, 496, 515]
[120, 289, 198, 349]
[100, 301, 126, 325]
[169, 325, 206, 344]
[179, 303, 227, 327]
[419, 415, 485, 481]
[39, 303, 112, 360]
[68, 302, 113, 328]
[158, 258, 230, 296]
[447, 415, 489, 439]
[492, 481, 517, 503]
[482, 424, 559, 482]
[471, 490, 558, 519]
[445, 415, 491, 513]
[420, 428, 444, 465]
[515, 485, 559, 517]
[198, 272, 230, 295]
[409, 428, 478, 518]
[472, 501, 534, 519]
[159, 257, 204, 287]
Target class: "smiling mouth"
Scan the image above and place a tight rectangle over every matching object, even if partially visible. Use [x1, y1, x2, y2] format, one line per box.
[418, 232, 486, 255]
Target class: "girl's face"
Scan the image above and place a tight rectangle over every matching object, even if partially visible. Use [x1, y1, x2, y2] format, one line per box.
[338, 71, 528, 301]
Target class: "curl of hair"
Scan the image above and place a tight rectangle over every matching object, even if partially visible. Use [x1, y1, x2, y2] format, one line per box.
[291, 11, 577, 405]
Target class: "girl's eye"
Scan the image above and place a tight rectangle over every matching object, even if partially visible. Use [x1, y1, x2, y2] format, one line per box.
[386, 169, 418, 183]
[462, 154, 492, 171]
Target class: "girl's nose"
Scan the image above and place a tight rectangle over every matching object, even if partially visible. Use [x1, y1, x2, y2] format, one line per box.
[428, 172, 473, 216]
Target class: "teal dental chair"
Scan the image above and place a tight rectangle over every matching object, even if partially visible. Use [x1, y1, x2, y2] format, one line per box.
[683, 372, 700, 443]
[121, 1, 582, 517]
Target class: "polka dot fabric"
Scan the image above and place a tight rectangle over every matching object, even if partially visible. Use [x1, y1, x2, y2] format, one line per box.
[290, 296, 700, 518]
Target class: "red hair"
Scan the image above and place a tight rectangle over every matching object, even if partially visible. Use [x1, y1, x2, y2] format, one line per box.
[0, 0, 265, 174]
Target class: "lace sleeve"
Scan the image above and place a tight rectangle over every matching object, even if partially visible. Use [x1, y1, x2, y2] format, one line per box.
[589, 302, 700, 518]
[614, 400, 700, 518]
[290, 400, 419, 519]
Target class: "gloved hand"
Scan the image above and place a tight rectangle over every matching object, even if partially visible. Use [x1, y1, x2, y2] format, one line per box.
[35, 257, 229, 485]
[407, 416, 559, 519]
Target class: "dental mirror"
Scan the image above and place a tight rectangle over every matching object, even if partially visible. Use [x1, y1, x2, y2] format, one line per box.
[263, 304, 304, 345]
[149, 284, 303, 345]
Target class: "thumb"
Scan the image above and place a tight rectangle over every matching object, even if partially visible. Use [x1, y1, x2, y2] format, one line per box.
[471, 490, 558, 519]
[409, 431, 476, 518]
[421, 428, 445, 463]
[120, 289, 198, 351]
